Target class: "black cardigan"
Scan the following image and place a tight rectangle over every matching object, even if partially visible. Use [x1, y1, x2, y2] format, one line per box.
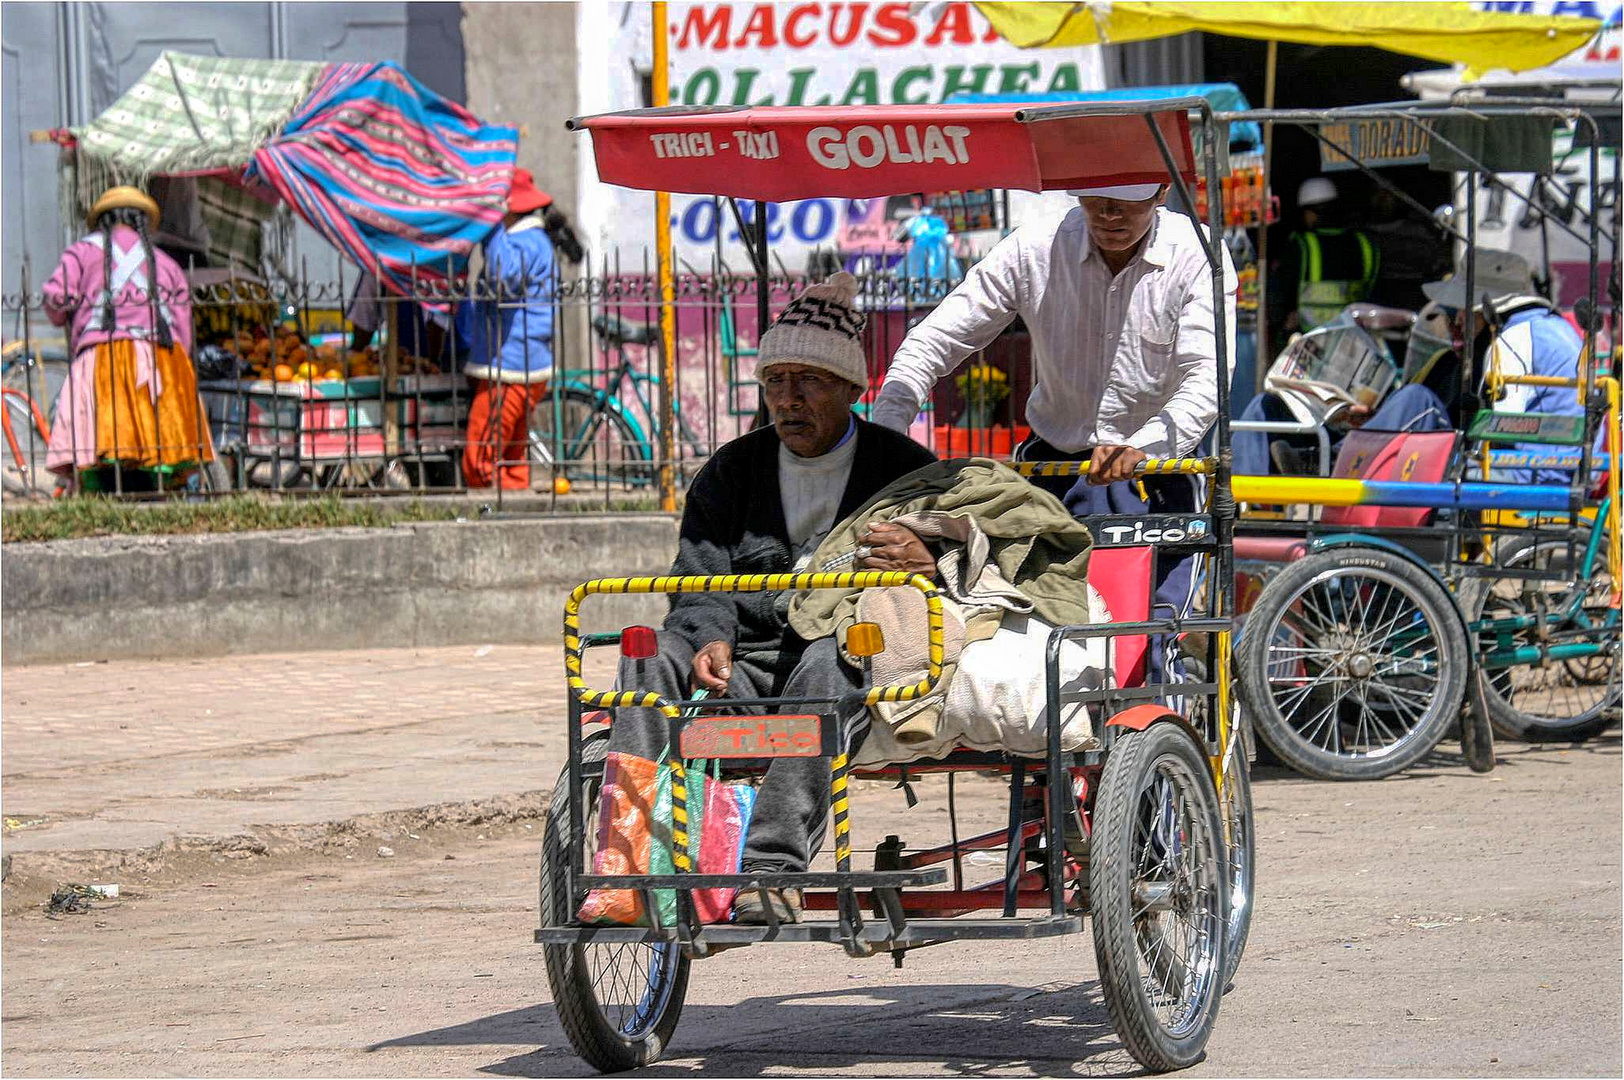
[665, 417, 938, 661]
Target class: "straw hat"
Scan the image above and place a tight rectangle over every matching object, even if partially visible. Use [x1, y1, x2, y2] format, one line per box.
[87, 186, 160, 231]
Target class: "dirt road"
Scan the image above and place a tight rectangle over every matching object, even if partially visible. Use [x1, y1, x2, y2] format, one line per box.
[4, 732, 1619, 1077]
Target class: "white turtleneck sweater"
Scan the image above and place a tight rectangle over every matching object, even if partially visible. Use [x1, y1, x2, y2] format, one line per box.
[779, 418, 858, 564]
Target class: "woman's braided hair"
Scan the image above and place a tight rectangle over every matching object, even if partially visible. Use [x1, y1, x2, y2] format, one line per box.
[96, 205, 174, 349]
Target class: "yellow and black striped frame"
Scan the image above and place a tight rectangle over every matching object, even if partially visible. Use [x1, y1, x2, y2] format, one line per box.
[563, 571, 946, 875]
[562, 571, 946, 719]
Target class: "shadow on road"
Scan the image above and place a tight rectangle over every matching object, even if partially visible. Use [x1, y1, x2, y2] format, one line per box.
[372, 980, 1149, 1077]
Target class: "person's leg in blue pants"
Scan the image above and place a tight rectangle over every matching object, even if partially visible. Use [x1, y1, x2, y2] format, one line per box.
[1361, 383, 1452, 433]
[1234, 391, 1295, 476]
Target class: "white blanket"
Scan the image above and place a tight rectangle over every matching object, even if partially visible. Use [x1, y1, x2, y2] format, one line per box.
[852, 585, 1111, 766]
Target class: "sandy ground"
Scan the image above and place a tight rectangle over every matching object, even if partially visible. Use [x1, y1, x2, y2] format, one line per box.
[3, 728, 1619, 1078]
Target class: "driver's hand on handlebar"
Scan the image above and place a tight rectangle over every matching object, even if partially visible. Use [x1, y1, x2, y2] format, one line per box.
[856, 522, 938, 580]
[1088, 444, 1148, 486]
[691, 641, 733, 695]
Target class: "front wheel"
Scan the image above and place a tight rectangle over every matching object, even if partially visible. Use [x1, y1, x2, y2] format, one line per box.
[1460, 536, 1620, 743]
[1238, 549, 1467, 781]
[541, 732, 689, 1071]
[1092, 721, 1227, 1072]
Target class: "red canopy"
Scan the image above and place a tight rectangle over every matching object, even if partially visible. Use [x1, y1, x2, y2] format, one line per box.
[566, 101, 1201, 202]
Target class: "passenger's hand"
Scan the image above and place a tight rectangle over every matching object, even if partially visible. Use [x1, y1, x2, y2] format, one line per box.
[856, 522, 938, 580]
[1088, 444, 1147, 486]
[691, 641, 733, 694]
[1342, 403, 1373, 429]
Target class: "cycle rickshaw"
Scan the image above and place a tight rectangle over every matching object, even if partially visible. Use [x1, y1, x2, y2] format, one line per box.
[535, 99, 1252, 1074]
[1225, 103, 1621, 780]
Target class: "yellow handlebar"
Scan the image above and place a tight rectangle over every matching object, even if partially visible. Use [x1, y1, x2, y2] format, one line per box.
[563, 571, 945, 719]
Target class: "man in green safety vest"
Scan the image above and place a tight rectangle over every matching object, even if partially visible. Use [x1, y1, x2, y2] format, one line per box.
[1270, 177, 1380, 343]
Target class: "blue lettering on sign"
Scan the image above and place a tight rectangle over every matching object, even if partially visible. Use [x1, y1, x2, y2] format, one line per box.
[671, 200, 844, 247]
[680, 200, 719, 244]
[790, 200, 834, 244]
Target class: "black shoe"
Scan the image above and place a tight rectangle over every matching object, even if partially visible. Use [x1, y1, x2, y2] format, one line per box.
[1270, 440, 1309, 476]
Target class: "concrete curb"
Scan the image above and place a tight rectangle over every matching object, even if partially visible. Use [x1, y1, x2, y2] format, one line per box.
[2, 514, 679, 665]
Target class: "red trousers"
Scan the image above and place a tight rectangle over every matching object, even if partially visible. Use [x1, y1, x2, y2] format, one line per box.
[463, 379, 547, 490]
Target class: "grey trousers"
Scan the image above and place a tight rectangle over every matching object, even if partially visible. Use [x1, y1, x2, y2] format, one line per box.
[608, 630, 863, 873]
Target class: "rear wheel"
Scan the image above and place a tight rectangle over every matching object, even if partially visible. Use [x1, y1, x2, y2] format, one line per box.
[1461, 536, 1621, 743]
[541, 732, 689, 1071]
[1092, 721, 1226, 1072]
[1238, 549, 1467, 781]
[529, 388, 653, 488]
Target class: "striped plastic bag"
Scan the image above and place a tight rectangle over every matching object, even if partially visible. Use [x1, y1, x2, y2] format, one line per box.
[577, 752, 753, 926]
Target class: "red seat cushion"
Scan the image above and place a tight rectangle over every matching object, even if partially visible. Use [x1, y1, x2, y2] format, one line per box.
[1088, 546, 1152, 689]
[1323, 429, 1459, 528]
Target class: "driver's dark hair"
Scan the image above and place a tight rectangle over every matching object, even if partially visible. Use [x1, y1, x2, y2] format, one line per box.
[95, 204, 174, 350]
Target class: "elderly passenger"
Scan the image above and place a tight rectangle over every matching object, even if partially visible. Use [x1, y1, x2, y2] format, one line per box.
[606, 273, 937, 924]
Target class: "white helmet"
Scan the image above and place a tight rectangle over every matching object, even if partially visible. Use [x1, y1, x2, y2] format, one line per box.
[1297, 178, 1338, 208]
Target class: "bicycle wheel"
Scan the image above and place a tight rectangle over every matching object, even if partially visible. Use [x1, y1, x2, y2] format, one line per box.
[541, 732, 689, 1071]
[1219, 744, 1253, 989]
[1461, 536, 1621, 743]
[1237, 548, 1467, 781]
[1092, 721, 1227, 1072]
[529, 388, 654, 488]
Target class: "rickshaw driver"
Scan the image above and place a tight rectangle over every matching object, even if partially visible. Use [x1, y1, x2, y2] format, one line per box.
[605, 273, 938, 925]
[872, 183, 1237, 685]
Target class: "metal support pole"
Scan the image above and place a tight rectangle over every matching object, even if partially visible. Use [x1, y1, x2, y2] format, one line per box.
[1255, 40, 1277, 392]
[652, 0, 678, 512]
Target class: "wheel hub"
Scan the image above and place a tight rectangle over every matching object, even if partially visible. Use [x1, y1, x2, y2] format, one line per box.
[1347, 653, 1375, 679]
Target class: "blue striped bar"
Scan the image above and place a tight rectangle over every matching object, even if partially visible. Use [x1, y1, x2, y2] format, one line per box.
[1365, 480, 1572, 512]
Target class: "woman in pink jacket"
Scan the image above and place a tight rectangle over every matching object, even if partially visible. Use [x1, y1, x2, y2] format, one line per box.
[43, 186, 213, 491]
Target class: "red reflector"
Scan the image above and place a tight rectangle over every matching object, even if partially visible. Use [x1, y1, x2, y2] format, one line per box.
[620, 625, 658, 659]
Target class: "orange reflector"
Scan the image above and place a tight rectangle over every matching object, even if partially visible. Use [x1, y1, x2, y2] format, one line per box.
[845, 621, 885, 658]
[620, 625, 658, 659]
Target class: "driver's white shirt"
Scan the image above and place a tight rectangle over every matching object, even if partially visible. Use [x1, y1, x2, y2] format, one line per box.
[872, 206, 1237, 458]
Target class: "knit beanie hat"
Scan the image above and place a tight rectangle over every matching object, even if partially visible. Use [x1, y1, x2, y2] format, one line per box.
[757, 272, 868, 390]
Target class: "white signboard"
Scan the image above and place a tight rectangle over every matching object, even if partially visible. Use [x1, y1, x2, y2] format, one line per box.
[574, 1, 1105, 269]
[1471, 1, 1621, 75]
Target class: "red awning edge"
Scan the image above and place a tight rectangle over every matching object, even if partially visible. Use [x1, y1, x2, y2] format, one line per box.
[566, 101, 1202, 202]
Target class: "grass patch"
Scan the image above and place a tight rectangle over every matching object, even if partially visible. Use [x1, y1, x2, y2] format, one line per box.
[2, 495, 463, 543]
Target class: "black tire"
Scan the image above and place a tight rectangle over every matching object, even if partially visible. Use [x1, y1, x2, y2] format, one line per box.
[1091, 721, 1227, 1073]
[529, 388, 654, 487]
[541, 732, 689, 1071]
[1238, 549, 1468, 781]
[1219, 742, 1254, 989]
[1460, 537, 1621, 743]
[199, 457, 234, 494]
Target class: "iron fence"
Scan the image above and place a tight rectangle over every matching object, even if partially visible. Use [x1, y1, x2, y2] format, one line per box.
[1, 257, 1029, 507]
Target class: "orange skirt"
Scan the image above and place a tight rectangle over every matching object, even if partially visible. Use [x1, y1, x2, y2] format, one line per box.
[91, 340, 214, 470]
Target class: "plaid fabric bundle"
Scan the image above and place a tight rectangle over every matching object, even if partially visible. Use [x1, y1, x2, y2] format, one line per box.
[65, 52, 321, 223]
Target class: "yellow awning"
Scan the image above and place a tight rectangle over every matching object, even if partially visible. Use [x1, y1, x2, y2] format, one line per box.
[974, 2, 1602, 75]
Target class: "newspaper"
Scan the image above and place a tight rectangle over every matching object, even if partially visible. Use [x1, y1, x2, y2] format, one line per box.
[1265, 325, 1398, 424]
